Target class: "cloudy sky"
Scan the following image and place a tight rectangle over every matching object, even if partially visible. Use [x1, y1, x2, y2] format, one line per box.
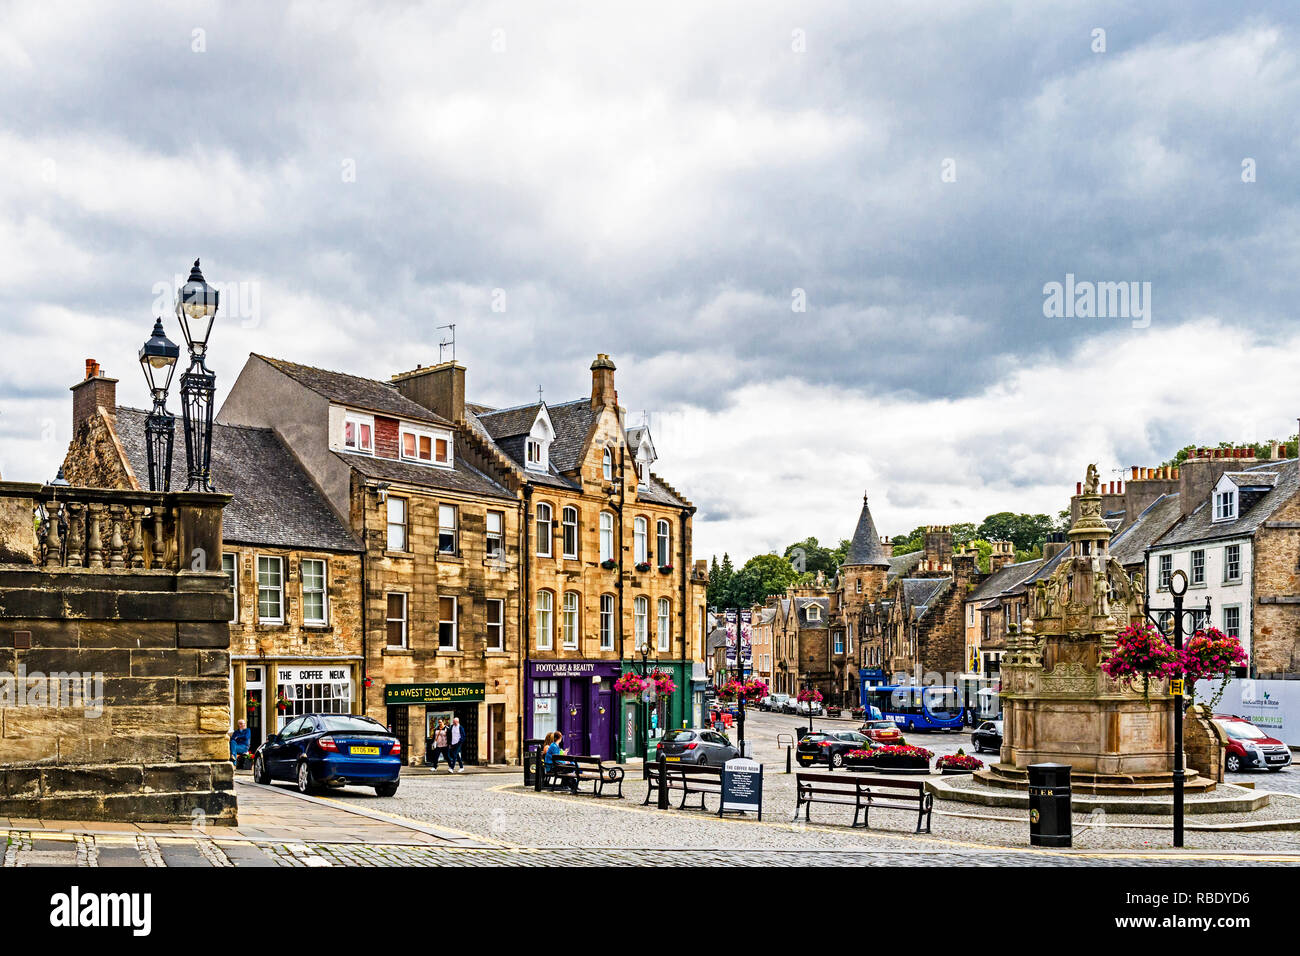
[2, 2, 1298, 561]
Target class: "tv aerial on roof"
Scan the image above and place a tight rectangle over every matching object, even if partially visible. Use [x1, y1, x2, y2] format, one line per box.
[438, 324, 456, 363]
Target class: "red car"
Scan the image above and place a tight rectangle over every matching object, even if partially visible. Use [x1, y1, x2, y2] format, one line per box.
[858, 719, 906, 747]
[1214, 715, 1292, 773]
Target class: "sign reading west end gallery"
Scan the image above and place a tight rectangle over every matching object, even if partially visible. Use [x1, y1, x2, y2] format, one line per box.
[385, 683, 486, 705]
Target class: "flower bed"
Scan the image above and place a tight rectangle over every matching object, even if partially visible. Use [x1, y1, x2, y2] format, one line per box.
[845, 744, 934, 772]
[935, 750, 983, 774]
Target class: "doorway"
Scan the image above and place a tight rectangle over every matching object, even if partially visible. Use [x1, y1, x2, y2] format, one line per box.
[489, 704, 507, 763]
[245, 666, 265, 750]
[386, 705, 410, 765]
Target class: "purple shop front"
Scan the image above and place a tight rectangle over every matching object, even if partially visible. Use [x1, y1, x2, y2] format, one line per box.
[527, 660, 622, 760]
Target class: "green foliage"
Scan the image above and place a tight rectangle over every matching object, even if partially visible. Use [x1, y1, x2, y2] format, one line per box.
[729, 553, 801, 608]
[975, 512, 1054, 552]
[783, 536, 840, 579]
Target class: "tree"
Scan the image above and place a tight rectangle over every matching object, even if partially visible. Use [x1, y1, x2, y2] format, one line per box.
[707, 553, 735, 609]
[729, 553, 800, 608]
[783, 536, 839, 579]
[976, 513, 1055, 552]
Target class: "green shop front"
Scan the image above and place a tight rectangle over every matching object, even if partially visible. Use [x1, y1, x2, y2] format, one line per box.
[617, 660, 704, 760]
[384, 682, 486, 766]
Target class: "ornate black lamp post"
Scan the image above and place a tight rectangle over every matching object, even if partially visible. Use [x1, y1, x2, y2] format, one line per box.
[175, 259, 220, 492]
[139, 318, 180, 492]
[1144, 567, 1211, 849]
[633, 639, 657, 759]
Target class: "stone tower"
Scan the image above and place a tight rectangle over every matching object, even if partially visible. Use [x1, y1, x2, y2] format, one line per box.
[988, 465, 1213, 794]
[840, 492, 891, 619]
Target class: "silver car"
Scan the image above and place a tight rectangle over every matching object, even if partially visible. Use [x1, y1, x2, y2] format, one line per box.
[655, 728, 740, 766]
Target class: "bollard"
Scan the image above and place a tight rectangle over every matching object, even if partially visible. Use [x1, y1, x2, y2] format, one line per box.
[534, 747, 544, 792]
[786, 744, 791, 774]
[1028, 762, 1072, 848]
[657, 753, 669, 809]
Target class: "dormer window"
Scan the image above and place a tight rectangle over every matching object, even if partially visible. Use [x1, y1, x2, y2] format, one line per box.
[1214, 489, 1237, 521]
[806, 604, 821, 622]
[525, 407, 554, 473]
[527, 439, 544, 467]
[344, 414, 373, 454]
[400, 424, 451, 466]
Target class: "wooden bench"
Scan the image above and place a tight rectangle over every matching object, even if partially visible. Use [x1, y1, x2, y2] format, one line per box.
[546, 755, 625, 797]
[643, 761, 724, 811]
[794, 771, 933, 833]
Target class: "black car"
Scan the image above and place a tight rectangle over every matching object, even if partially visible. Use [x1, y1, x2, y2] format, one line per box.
[971, 720, 1003, 754]
[254, 713, 402, 795]
[796, 730, 873, 768]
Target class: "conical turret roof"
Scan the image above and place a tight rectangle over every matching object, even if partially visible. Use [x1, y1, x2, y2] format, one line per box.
[843, 492, 891, 568]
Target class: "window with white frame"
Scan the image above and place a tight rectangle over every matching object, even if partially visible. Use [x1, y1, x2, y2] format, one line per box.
[657, 597, 671, 652]
[602, 447, 613, 482]
[1158, 554, 1172, 590]
[535, 503, 553, 556]
[1214, 489, 1237, 521]
[526, 438, 544, 468]
[1224, 544, 1242, 582]
[400, 424, 451, 465]
[656, 519, 670, 565]
[301, 558, 327, 625]
[562, 506, 579, 559]
[1224, 605, 1241, 640]
[535, 590, 553, 650]
[257, 556, 284, 623]
[634, 517, 648, 563]
[386, 593, 407, 648]
[599, 512, 614, 562]
[438, 504, 458, 554]
[486, 510, 503, 559]
[486, 598, 504, 651]
[343, 413, 373, 454]
[386, 497, 407, 551]
[562, 591, 580, 649]
[600, 594, 615, 650]
[634, 596, 649, 649]
[438, 596, 458, 649]
[222, 552, 238, 623]
[834, 632, 844, 654]
[1191, 549, 1205, 586]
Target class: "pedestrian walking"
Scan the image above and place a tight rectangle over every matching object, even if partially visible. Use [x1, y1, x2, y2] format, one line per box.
[432, 719, 449, 770]
[449, 716, 466, 772]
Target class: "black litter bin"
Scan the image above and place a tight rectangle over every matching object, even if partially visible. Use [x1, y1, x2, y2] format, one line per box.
[1028, 762, 1072, 848]
[795, 725, 809, 742]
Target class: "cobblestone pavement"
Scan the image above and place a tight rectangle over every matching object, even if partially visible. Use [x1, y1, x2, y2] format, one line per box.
[4, 766, 1300, 866]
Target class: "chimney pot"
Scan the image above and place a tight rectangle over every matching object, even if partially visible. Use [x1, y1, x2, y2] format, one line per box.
[1076, 481, 1082, 494]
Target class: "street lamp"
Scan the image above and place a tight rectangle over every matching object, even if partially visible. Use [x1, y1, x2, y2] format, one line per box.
[175, 259, 219, 491]
[634, 639, 656, 759]
[139, 317, 180, 492]
[1144, 566, 1210, 849]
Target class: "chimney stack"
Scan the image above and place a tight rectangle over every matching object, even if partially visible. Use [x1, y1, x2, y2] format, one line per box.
[590, 353, 618, 409]
[70, 358, 117, 437]
[390, 360, 466, 422]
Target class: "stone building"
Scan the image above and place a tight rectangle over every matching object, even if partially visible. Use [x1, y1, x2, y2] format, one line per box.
[0, 480, 236, 823]
[749, 604, 776, 691]
[62, 362, 365, 752]
[217, 354, 522, 766]
[451, 354, 708, 760]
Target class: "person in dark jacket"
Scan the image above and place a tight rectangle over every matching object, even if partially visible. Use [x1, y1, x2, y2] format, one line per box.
[229, 719, 251, 768]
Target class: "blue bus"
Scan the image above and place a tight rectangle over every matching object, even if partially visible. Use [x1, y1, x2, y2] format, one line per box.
[865, 685, 964, 732]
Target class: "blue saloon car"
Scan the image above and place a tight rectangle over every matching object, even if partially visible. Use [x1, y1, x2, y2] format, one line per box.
[254, 713, 402, 796]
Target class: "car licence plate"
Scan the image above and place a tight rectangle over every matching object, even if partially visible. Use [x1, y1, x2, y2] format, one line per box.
[665, 756, 681, 761]
[351, 745, 380, 755]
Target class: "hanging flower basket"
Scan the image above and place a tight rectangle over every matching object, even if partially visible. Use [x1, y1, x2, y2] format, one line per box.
[1180, 627, 1248, 710]
[716, 677, 768, 703]
[1101, 622, 1179, 700]
[614, 672, 647, 695]
[797, 689, 823, 703]
[600, 559, 619, 570]
[649, 669, 677, 695]
[245, 695, 258, 712]
[274, 692, 290, 714]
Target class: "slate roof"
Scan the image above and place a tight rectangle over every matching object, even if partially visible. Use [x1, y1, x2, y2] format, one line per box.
[887, 550, 924, 582]
[335, 449, 515, 500]
[1109, 493, 1183, 567]
[967, 558, 1045, 604]
[112, 406, 360, 552]
[254, 355, 453, 427]
[795, 597, 830, 628]
[902, 578, 951, 621]
[1156, 459, 1300, 548]
[844, 495, 891, 567]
